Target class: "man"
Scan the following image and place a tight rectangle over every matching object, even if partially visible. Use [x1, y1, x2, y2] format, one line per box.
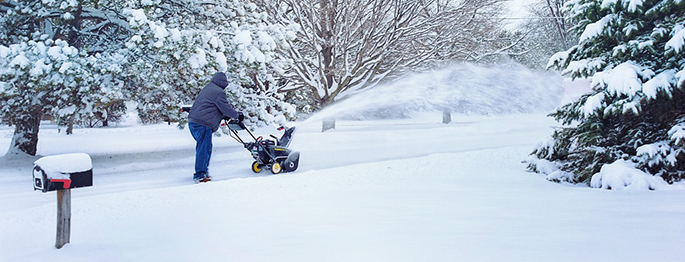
[188, 72, 243, 183]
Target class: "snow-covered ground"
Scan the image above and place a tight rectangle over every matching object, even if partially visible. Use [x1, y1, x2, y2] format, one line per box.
[1, 112, 684, 262]
[1, 65, 684, 261]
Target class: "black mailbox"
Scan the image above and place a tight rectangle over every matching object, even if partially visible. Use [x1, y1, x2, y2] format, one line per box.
[33, 153, 93, 193]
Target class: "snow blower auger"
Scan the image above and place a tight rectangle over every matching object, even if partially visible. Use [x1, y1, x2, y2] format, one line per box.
[224, 119, 300, 174]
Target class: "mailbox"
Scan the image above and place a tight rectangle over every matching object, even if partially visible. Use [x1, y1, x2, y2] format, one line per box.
[33, 153, 93, 193]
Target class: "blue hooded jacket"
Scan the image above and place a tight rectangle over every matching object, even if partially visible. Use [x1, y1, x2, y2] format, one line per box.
[188, 72, 239, 132]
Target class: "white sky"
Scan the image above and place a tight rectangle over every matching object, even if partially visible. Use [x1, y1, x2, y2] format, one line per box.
[504, 0, 539, 29]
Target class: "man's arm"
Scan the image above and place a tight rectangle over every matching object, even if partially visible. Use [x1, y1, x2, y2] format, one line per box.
[215, 94, 239, 120]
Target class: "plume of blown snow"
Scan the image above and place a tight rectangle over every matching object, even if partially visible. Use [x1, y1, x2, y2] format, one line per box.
[305, 63, 563, 123]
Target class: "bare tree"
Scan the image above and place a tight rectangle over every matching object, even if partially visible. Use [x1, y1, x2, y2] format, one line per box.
[257, 0, 507, 107]
[544, 0, 570, 49]
[504, 0, 575, 69]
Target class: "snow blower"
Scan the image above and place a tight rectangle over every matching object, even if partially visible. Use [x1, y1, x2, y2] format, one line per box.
[224, 119, 300, 174]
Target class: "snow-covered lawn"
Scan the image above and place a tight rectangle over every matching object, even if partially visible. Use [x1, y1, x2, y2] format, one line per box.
[1, 112, 684, 262]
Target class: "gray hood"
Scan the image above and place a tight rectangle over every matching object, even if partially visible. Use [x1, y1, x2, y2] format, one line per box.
[211, 72, 229, 89]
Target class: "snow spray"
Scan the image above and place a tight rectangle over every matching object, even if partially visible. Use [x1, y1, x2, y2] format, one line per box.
[303, 63, 563, 123]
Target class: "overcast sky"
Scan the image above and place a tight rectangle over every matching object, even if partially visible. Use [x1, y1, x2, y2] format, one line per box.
[504, 0, 537, 29]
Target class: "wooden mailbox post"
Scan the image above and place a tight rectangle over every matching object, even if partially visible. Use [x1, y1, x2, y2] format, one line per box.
[56, 189, 71, 249]
[33, 153, 93, 249]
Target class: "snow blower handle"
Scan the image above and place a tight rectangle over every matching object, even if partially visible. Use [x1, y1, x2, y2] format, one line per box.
[224, 118, 260, 144]
[223, 118, 246, 129]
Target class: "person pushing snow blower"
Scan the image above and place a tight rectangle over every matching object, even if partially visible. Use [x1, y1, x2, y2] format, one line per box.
[187, 72, 243, 183]
[185, 72, 299, 183]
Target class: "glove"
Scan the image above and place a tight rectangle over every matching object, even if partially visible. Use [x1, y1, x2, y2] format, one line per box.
[237, 112, 245, 121]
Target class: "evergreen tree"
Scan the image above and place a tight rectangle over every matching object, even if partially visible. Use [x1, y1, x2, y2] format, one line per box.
[0, 0, 129, 156]
[528, 0, 685, 186]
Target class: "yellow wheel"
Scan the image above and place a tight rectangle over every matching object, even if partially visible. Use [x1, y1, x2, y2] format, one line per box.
[270, 162, 282, 174]
[251, 161, 262, 173]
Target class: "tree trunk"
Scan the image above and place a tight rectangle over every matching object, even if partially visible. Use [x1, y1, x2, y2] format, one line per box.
[546, 0, 568, 49]
[319, 0, 336, 106]
[7, 108, 42, 156]
[322, 117, 335, 132]
[442, 109, 451, 124]
[66, 117, 74, 135]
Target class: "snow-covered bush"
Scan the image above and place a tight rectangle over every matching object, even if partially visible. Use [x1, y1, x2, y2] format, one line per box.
[528, 0, 685, 188]
[590, 159, 668, 190]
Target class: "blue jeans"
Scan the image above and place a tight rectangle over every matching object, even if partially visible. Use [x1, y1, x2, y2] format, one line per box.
[189, 122, 213, 179]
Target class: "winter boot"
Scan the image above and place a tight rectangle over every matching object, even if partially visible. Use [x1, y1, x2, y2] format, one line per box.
[193, 174, 212, 183]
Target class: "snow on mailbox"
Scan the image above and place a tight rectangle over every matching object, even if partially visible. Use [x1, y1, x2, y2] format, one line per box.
[33, 153, 93, 193]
